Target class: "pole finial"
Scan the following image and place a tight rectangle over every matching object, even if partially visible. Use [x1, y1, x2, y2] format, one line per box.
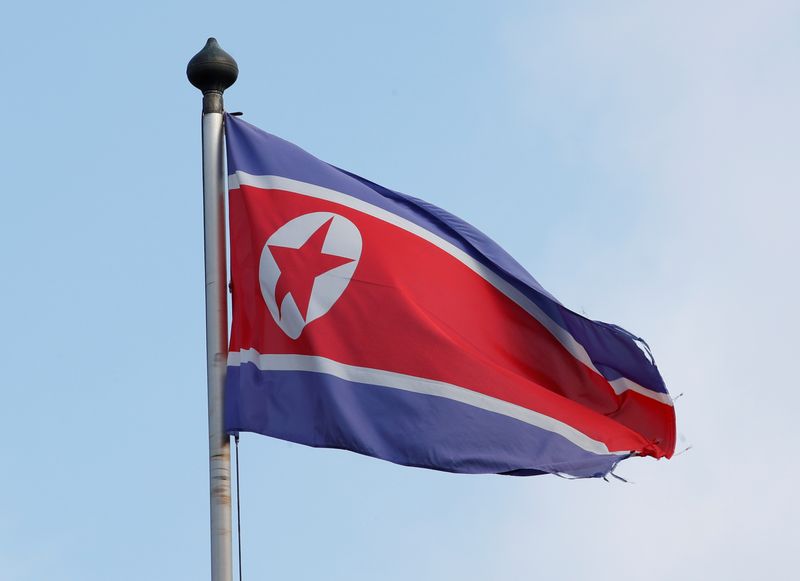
[187, 37, 239, 94]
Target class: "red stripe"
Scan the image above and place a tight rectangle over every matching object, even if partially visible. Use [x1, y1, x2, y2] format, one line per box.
[229, 185, 674, 457]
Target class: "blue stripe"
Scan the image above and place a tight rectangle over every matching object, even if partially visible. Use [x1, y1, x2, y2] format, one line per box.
[225, 114, 668, 396]
[224, 363, 626, 478]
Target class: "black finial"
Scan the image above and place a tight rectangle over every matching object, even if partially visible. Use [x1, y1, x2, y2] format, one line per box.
[187, 38, 239, 96]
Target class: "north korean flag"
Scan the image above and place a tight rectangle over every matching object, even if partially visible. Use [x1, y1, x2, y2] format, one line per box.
[223, 114, 676, 478]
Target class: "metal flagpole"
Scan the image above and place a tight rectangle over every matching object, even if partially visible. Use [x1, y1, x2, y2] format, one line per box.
[187, 38, 238, 581]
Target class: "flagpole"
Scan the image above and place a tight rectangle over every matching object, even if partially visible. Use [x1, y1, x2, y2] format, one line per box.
[187, 38, 238, 581]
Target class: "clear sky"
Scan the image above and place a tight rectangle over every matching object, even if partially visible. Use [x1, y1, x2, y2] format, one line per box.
[1, 1, 798, 580]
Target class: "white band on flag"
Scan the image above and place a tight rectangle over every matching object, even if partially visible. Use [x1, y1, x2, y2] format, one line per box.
[229, 348, 633, 456]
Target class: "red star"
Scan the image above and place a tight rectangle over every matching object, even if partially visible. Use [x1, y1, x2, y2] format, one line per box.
[269, 217, 354, 320]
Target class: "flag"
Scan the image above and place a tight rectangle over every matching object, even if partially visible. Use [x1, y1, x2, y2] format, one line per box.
[223, 114, 676, 478]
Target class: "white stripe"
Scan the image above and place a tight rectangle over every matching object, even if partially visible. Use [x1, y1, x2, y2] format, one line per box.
[610, 377, 674, 405]
[229, 348, 628, 456]
[229, 171, 671, 407]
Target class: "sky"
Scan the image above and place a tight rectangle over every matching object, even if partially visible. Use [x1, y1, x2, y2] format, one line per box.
[1, 1, 798, 580]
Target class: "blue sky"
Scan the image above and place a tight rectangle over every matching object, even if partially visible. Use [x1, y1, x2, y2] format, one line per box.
[1, 1, 798, 579]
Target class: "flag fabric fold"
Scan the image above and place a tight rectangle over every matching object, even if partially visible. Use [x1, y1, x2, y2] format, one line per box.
[223, 114, 676, 478]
